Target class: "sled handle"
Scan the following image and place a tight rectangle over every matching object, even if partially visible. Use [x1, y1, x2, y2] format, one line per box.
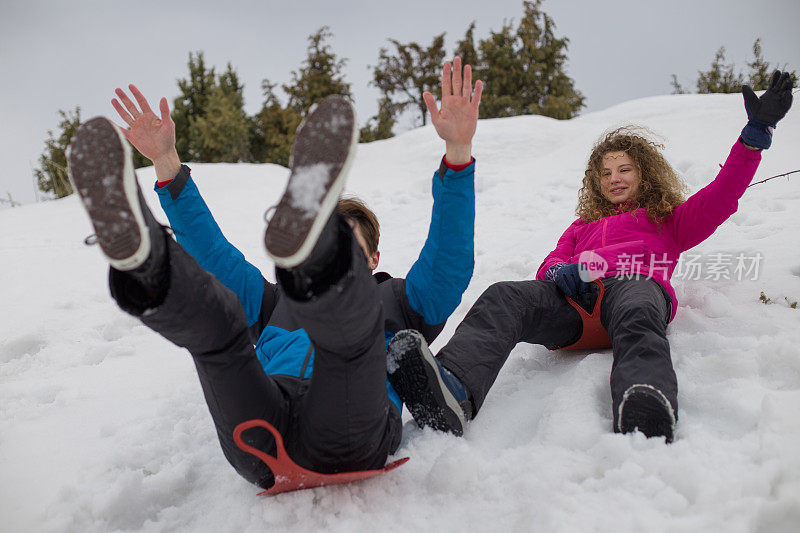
[558, 279, 612, 350]
[565, 278, 605, 320]
[233, 419, 288, 472]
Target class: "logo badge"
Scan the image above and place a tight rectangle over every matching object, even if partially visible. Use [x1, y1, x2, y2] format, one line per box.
[577, 250, 608, 282]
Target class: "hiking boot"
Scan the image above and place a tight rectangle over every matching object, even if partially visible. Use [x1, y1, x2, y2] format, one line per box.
[67, 116, 163, 273]
[617, 384, 676, 443]
[265, 95, 357, 269]
[387, 329, 472, 436]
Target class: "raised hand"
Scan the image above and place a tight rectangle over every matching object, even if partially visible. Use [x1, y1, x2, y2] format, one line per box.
[423, 57, 483, 164]
[741, 70, 794, 150]
[112, 85, 181, 181]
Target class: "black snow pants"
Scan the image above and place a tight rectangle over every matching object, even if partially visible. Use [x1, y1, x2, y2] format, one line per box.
[436, 277, 676, 429]
[109, 233, 402, 489]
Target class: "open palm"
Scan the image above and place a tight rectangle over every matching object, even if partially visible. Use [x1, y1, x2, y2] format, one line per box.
[424, 57, 483, 147]
[112, 85, 176, 163]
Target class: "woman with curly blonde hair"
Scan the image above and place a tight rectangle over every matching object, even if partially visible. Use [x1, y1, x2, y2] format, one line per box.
[386, 71, 794, 443]
[577, 126, 688, 224]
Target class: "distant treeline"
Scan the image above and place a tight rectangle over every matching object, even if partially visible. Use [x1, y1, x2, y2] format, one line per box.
[671, 38, 797, 95]
[35, 1, 796, 199]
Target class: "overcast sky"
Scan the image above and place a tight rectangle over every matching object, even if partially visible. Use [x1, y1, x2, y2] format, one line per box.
[1, 0, 798, 204]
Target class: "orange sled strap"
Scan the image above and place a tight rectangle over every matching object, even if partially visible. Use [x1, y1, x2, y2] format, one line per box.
[557, 279, 612, 351]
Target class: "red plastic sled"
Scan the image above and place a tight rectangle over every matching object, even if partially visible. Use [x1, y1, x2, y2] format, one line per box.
[233, 419, 409, 496]
[557, 279, 612, 350]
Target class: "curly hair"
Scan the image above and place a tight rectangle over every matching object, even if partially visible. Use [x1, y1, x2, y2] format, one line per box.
[576, 126, 688, 223]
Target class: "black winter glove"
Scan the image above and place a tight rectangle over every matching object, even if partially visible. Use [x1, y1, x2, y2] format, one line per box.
[547, 263, 591, 299]
[741, 70, 794, 149]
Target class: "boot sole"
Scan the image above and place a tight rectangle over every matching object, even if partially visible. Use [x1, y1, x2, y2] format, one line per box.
[387, 330, 466, 436]
[68, 117, 150, 271]
[618, 384, 675, 443]
[265, 96, 357, 268]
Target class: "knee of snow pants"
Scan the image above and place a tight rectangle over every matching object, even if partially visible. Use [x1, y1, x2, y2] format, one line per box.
[438, 279, 583, 415]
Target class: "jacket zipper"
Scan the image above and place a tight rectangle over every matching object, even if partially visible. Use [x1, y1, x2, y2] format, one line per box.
[298, 343, 314, 380]
[601, 218, 608, 247]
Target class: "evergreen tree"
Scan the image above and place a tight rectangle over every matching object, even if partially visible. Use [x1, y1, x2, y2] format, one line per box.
[359, 96, 396, 143]
[517, 0, 584, 119]
[218, 62, 244, 100]
[190, 83, 251, 162]
[173, 56, 252, 163]
[251, 80, 302, 167]
[172, 52, 216, 161]
[284, 27, 352, 115]
[477, 0, 584, 119]
[696, 47, 744, 93]
[252, 27, 350, 165]
[672, 39, 798, 95]
[371, 33, 446, 126]
[747, 39, 772, 91]
[745, 38, 798, 90]
[454, 22, 480, 71]
[34, 107, 81, 198]
[476, 22, 519, 118]
[189, 63, 250, 162]
[670, 74, 687, 95]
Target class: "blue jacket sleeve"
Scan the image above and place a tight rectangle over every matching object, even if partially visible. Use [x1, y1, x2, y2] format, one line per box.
[405, 159, 476, 325]
[154, 165, 266, 327]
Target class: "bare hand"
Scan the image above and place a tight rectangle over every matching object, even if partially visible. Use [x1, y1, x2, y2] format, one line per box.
[112, 85, 180, 180]
[424, 57, 483, 164]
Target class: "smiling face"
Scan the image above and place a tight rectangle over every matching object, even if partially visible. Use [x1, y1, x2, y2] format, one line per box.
[600, 151, 641, 204]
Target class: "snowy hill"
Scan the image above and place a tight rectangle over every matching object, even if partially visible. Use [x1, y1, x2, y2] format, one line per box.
[2, 93, 799, 532]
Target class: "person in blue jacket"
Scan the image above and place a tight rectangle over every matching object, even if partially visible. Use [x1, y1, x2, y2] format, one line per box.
[67, 58, 483, 489]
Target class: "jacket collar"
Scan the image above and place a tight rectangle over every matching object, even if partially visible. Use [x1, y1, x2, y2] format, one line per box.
[614, 200, 638, 214]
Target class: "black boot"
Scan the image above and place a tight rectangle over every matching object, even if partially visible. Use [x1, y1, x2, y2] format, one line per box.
[69, 116, 169, 312]
[387, 329, 473, 436]
[265, 95, 357, 269]
[617, 384, 676, 443]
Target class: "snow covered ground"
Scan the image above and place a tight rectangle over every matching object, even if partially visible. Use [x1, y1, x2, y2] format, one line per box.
[2, 93, 799, 533]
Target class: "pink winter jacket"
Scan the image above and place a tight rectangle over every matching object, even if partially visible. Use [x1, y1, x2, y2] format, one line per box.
[536, 140, 762, 321]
